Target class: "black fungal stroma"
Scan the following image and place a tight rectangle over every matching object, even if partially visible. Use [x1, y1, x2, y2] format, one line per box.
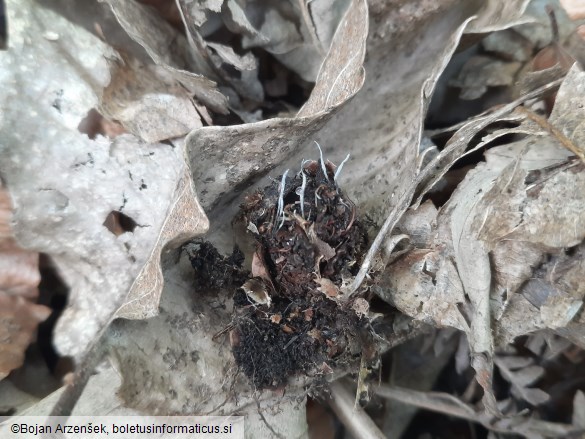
[190, 152, 373, 389]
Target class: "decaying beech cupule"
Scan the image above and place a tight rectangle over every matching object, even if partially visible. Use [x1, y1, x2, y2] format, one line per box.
[228, 154, 372, 389]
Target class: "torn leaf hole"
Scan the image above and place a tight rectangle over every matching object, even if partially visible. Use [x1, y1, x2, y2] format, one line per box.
[103, 211, 137, 236]
[77, 108, 124, 139]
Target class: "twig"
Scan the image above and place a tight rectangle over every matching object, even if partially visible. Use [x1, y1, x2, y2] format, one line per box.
[254, 397, 287, 439]
[546, 5, 559, 44]
[329, 380, 386, 439]
[374, 383, 582, 437]
[515, 106, 585, 163]
[375, 384, 476, 420]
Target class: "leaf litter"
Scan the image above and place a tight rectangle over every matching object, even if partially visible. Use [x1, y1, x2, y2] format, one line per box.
[1, 0, 585, 437]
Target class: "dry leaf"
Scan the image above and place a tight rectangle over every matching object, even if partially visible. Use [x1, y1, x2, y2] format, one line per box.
[380, 65, 585, 416]
[0, 295, 51, 380]
[0, 186, 48, 380]
[100, 57, 203, 143]
[494, 355, 550, 406]
[251, 249, 273, 285]
[4, 0, 582, 435]
[449, 56, 522, 100]
[186, 0, 368, 223]
[106, 0, 228, 113]
[0, 1, 208, 356]
[315, 277, 339, 298]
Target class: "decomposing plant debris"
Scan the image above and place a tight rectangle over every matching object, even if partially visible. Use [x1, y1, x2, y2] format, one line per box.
[235, 152, 371, 388]
[189, 152, 372, 388]
[188, 241, 247, 292]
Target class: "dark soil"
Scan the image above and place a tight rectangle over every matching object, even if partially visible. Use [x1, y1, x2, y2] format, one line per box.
[232, 158, 371, 388]
[231, 292, 364, 388]
[189, 156, 372, 389]
[188, 241, 247, 291]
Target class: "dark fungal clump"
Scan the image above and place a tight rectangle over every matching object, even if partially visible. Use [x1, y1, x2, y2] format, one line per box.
[188, 241, 247, 291]
[231, 292, 364, 388]
[231, 155, 371, 388]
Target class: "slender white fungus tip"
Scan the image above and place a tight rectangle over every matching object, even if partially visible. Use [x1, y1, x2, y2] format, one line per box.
[275, 169, 289, 231]
[334, 153, 351, 183]
[300, 170, 307, 218]
[314, 141, 329, 181]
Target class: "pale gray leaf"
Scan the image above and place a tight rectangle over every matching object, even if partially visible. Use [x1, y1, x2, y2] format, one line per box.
[100, 59, 202, 143]
[106, 0, 228, 113]
[223, 0, 267, 41]
[181, 0, 223, 27]
[309, 0, 351, 49]
[186, 0, 368, 221]
[0, 1, 209, 357]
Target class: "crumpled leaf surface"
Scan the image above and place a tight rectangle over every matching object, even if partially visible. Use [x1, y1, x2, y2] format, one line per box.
[99, 57, 203, 143]
[105, 0, 228, 114]
[378, 66, 585, 415]
[190, 0, 533, 249]
[237, 0, 348, 82]
[449, 56, 522, 100]
[187, 0, 368, 226]
[0, 0, 209, 357]
[494, 355, 550, 406]
[3, 0, 581, 435]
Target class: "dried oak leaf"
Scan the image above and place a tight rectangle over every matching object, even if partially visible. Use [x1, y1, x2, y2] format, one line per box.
[379, 65, 585, 415]
[187, 0, 367, 216]
[494, 355, 550, 406]
[105, 0, 228, 114]
[0, 295, 51, 381]
[99, 56, 203, 143]
[0, 0, 209, 357]
[0, 186, 49, 380]
[0, 189, 40, 299]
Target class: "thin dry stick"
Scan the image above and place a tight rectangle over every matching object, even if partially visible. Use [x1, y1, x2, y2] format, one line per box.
[254, 397, 287, 439]
[376, 384, 476, 420]
[329, 380, 386, 439]
[375, 383, 581, 437]
[516, 106, 585, 163]
[350, 77, 566, 295]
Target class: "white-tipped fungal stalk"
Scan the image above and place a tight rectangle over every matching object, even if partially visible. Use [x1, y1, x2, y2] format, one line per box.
[334, 153, 351, 183]
[314, 141, 329, 181]
[275, 169, 289, 231]
[299, 170, 307, 218]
